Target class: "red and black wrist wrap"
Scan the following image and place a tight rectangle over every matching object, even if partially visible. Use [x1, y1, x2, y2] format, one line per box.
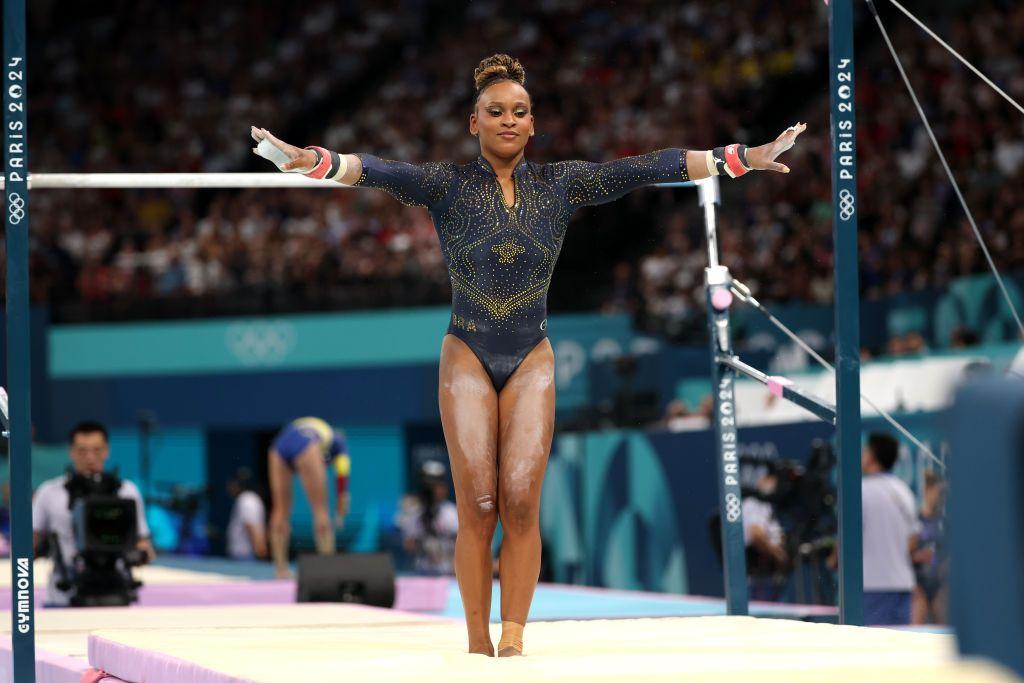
[303, 145, 334, 180]
[713, 144, 752, 178]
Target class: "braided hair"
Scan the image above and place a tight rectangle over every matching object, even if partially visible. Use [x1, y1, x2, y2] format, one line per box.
[473, 53, 528, 106]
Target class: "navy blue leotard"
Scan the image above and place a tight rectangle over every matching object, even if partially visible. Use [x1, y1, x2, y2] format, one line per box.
[355, 149, 690, 391]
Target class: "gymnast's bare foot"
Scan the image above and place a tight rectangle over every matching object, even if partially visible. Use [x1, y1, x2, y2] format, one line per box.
[468, 642, 495, 657]
[497, 621, 524, 657]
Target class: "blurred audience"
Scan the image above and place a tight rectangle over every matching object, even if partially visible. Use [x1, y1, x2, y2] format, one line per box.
[15, 0, 1024, 345]
[885, 331, 930, 357]
[622, 0, 1024, 343]
[660, 395, 713, 431]
[396, 460, 458, 575]
[911, 470, 948, 625]
[225, 467, 267, 561]
[21, 0, 825, 323]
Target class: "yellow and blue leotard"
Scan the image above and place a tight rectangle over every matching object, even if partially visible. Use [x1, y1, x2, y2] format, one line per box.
[272, 417, 346, 469]
[355, 149, 690, 391]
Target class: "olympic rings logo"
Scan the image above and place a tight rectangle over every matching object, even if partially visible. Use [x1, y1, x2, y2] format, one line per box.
[7, 193, 25, 225]
[725, 492, 742, 523]
[838, 188, 855, 221]
[225, 321, 297, 366]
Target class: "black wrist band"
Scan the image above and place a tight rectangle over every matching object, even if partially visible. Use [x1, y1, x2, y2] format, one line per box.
[737, 144, 751, 170]
[712, 146, 727, 176]
[328, 150, 342, 179]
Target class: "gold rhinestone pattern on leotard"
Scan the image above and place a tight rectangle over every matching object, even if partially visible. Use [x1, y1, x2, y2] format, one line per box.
[491, 239, 526, 264]
[355, 150, 689, 328]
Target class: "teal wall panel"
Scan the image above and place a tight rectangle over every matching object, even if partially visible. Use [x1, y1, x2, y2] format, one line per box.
[106, 427, 207, 495]
[51, 308, 452, 378]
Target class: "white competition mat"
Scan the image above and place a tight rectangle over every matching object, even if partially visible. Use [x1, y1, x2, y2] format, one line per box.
[85, 612, 1018, 683]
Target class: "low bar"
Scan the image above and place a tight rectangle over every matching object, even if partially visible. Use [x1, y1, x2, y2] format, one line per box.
[716, 355, 837, 424]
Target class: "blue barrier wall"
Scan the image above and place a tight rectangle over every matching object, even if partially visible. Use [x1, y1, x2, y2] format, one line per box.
[38, 270, 1024, 436]
[540, 415, 939, 598]
[542, 422, 836, 597]
[105, 427, 206, 493]
[50, 364, 442, 433]
[47, 309, 638, 434]
[36, 304, 955, 580]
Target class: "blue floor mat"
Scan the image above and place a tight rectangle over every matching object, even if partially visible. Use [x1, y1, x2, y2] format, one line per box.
[153, 554, 280, 580]
[154, 555, 837, 622]
[439, 581, 833, 622]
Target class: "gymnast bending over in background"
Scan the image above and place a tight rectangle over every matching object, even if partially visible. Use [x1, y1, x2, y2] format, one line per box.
[268, 417, 350, 579]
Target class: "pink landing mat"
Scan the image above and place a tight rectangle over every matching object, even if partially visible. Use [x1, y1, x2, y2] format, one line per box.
[0, 575, 449, 612]
[89, 636, 248, 683]
[84, 603, 444, 683]
[0, 636, 89, 683]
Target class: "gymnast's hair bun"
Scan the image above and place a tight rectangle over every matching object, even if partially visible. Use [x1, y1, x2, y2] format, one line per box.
[474, 54, 526, 95]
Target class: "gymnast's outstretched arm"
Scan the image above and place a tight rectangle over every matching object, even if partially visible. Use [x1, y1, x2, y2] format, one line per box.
[685, 122, 807, 181]
[556, 122, 808, 209]
[251, 126, 453, 207]
[250, 127, 363, 184]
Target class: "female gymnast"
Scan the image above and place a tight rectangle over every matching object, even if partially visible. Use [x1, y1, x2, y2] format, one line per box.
[252, 54, 804, 655]
[267, 417, 350, 579]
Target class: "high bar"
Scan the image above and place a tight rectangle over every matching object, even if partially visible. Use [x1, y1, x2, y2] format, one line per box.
[0, 173, 350, 190]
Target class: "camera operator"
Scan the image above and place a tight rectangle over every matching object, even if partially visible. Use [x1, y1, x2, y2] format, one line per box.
[396, 460, 458, 575]
[742, 472, 788, 601]
[31, 421, 155, 606]
[752, 441, 838, 605]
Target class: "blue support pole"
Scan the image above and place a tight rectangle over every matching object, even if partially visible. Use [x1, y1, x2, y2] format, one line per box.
[4, 0, 37, 677]
[828, 0, 864, 625]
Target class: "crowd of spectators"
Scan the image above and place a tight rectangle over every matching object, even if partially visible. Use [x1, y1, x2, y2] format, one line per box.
[624, 0, 1024, 343]
[29, 0, 424, 174]
[13, 0, 1024, 339]
[21, 0, 450, 320]
[18, 0, 825, 321]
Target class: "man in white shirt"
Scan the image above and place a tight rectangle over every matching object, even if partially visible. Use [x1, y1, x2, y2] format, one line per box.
[32, 421, 155, 606]
[226, 468, 267, 560]
[862, 432, 920, 625]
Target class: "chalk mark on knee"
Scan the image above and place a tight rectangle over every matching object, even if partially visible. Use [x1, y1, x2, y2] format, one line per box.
[475, 493, 496, 513]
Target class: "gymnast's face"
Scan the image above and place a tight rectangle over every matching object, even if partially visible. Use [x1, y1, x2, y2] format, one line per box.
[470, 80, 534, 160]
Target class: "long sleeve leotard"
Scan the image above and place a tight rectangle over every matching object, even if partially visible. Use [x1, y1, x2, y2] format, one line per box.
[355, 149, 690, 390]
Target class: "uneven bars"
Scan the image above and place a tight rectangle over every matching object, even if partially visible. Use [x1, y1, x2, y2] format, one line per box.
[0, 174, 702, 191]
[716, 354, 837, 425]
